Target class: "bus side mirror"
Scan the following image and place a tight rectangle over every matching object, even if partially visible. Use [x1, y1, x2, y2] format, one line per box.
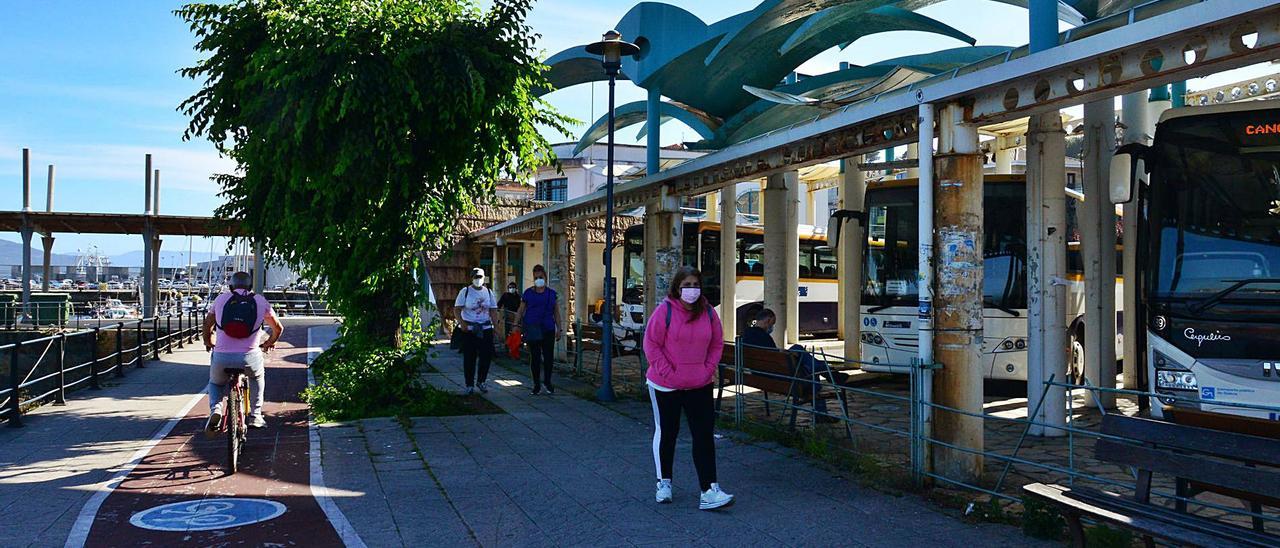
[1110, 143, 1150, 204]
[827, 209, 867, 248]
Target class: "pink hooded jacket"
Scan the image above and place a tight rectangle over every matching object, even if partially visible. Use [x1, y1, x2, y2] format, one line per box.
[643, 297, 724, 390]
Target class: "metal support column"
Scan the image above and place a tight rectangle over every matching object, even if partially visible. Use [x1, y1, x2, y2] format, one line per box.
[1081, 100, 1118, 409]
[545, 218, 570, 362]
[1027, 112, 1069, 436]
[931, 102, 985, 483]
[837, 158, 866, 361]
[647, 87, 661, 175]
[253, 239, 265, 291]
[643, 192, 683, 317]
[719, 185, 738, 340]
[762, 172, 799, 347]
[1118, 92, 1150, 395]
[573, 224, 590, 328]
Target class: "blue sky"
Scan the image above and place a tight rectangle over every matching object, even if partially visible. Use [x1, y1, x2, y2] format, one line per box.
[0, 0, 1272, 255]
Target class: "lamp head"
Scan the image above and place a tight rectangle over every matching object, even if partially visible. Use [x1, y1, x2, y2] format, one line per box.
[585, 30, 639, 73]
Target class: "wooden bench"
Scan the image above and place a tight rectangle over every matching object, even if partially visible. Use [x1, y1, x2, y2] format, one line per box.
[716, 342, 851, 437]
[575, 324, 643, 377]
[1164, 407, 1280, 532]
[1024, 414, 1280, 547]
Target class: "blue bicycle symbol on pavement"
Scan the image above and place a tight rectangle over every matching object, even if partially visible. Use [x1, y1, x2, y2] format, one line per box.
[130, 498, 286, 532]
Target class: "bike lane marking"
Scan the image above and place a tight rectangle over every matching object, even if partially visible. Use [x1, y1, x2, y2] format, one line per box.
[75, 325, 347, 547]
[64, 390, 205, 548]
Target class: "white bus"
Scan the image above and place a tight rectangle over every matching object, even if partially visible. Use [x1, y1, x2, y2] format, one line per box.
[859, 175, 1124, 381]
[620, 221, 839, 335]
[1116, 101, 1280, 420]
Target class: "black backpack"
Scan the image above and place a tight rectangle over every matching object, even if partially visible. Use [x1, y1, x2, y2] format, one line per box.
[219, 291, 259, 339]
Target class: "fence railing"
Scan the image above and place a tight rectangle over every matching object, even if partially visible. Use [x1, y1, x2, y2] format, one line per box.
[546, 332, 1279, 532]
[712, 341, 1280, 531]
[0, 307, 207, 427]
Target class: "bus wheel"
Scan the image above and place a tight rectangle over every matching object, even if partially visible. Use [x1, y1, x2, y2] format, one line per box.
[1069, 327, 1086, 385]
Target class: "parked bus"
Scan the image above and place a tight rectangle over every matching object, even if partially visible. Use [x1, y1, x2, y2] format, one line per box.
[859, 174, 1124, 381]
[1115, 101, 1280, 420]
[620, 221, 839, 335]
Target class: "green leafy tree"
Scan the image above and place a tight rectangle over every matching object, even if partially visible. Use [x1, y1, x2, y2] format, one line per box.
[178, 0, 568, 346]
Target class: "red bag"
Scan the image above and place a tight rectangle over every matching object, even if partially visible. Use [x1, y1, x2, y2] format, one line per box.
[505, 331, 522, 358]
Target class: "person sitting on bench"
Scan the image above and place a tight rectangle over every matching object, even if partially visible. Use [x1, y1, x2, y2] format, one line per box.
[741, 308, 838, 423]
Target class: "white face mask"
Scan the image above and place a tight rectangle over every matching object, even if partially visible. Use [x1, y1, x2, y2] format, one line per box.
[508, 287, 517, 293]
[472, 278, 485, 288]
[680, 287, 701, 304]
[534, 278, 546, 288]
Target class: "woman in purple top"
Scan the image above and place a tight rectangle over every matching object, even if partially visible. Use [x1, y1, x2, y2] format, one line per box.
[514, 264, 563, 395]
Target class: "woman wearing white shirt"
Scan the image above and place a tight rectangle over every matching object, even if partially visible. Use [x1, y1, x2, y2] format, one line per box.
[454, 267, 499, 395]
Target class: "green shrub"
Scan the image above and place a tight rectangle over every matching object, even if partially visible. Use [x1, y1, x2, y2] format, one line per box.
[1085, 524, 1134, 548]
[303, 340, 469, 422]
[1021, 498, 1066, 540]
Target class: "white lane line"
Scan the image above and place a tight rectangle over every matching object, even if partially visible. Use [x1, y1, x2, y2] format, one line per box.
[306, 326, 366, 548]
[64, 391, 205, 548]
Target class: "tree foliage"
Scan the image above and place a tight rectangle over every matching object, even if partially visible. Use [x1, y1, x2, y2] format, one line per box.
[178, 0, 569, 345]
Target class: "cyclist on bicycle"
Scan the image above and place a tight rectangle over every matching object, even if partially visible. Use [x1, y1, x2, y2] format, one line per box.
[203, 271, 282, 433]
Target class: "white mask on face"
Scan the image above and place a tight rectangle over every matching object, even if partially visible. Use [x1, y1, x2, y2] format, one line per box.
[680, 287, 701, 304]
[534, 278, 546, 288]
[472, 278, 485, 288]
[508, 287, 517, 293]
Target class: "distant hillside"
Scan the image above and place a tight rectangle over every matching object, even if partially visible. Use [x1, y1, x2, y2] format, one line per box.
[0, 239, 79, 266]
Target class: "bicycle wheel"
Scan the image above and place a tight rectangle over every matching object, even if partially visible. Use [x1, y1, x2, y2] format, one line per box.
[227, 375, 241, 474]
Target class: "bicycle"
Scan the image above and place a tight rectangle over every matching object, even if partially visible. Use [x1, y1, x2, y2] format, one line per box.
[215, 366, 251, 474]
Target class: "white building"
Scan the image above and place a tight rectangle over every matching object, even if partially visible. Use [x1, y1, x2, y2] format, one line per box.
[533, 143, 704, 203]
[192, 255, 300, 289]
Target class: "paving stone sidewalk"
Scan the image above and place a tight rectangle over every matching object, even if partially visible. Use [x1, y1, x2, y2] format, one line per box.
[318, 336, 1049, 547]
[0, 342, 211, 547]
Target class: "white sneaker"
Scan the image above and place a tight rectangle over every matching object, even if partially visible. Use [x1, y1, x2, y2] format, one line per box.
[477, 382, 489, 393]
[464, 387, 475, 396]
[248, 415, 267, 429]
[655, 479, 672, 504]
[699, 483, 734, 510]
[205, 412, 222, 437]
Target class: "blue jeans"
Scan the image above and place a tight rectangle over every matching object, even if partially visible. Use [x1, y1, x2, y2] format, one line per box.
[788, 344, 831, 415]
[208, 351, 265, 417]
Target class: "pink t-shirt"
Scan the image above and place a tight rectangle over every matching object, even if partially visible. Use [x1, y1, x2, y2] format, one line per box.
[211, 290, 276, 353]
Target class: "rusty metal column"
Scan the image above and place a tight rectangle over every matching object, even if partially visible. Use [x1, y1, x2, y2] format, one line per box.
[573, 224, 590, 328]
[1027, 112, 1069, 436]
[643, 191, 683, 317]
[762, 172, 799, 347]
[719, 184, 737, 340]
[837, 157, 865, 361]
[1081, 100, 1117, 409]
[931, 103, 984, 483]
[492, 237, 508, 289]
[544, 217, 570, 361]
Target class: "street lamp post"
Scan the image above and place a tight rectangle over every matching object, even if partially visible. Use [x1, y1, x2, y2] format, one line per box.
[586, 30, 639, 402]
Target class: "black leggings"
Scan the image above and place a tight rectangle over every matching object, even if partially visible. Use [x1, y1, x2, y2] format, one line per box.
[461, 328, 494, 387]
[527, 337, 555, 388]
[649, 383, 717, 491]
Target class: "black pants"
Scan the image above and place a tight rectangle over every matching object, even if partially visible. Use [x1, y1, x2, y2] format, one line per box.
[527, 337, 555, 389]
[649, 383, 717, 491]
[461, 328, 494, 387]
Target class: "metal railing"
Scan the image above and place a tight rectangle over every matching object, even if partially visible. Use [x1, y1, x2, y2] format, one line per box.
[0, 307, 207, 427]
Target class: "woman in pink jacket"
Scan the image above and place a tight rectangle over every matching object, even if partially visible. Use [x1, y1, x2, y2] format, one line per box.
[643, 266, 734, 510]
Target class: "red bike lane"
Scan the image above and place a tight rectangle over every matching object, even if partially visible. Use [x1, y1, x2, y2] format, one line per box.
[82, 323, 344, 547]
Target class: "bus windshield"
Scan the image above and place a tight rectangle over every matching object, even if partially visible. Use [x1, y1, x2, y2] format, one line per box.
[1147, 110, 1280, 311]
[864, 182, 1027, 309]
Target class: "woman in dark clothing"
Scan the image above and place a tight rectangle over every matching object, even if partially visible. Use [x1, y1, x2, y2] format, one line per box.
[514, 264, 562, 395]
